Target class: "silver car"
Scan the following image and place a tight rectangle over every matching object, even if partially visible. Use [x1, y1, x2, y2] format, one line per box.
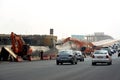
[56, 50, 77, 65]
[74, 51, 84, 61]
[92, 50, 112, 65]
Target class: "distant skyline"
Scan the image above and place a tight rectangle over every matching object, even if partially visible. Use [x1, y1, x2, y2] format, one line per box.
[0, 0, 120, 39]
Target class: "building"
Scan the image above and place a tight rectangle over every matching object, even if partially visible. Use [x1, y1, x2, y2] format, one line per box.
[86, 32, 113, 42]
[71, 32, 113, 42]
[71, 35, 85, 41]
[0, 34, 57, 48]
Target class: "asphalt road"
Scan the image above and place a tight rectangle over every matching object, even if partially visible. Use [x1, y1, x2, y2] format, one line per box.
[0, 53, 120, 80]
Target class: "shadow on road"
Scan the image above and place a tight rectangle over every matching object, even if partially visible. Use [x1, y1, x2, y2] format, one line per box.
[92, 63, 112, 66]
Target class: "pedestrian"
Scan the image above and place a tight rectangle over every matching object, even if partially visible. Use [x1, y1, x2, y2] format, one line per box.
[40, 50, 43, 60]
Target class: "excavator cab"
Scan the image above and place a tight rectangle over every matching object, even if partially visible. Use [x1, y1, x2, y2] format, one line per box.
[80, 46, 86, 52]
[22, 44, 30, 55]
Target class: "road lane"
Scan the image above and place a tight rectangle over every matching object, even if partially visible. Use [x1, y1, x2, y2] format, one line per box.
[0, 54, 120, 80]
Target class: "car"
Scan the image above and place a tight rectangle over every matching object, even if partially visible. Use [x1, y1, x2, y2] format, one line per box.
[74, 51, 84, 61]
[91, 50, 112, 65]
[101, 47, 113, 56]
[117, 48, 120, 57]
[56, 50, 77, 65]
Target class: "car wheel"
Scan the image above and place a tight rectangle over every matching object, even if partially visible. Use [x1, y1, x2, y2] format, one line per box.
[107, 62, 112, 65]
[71, 60, 75, 65]
[75, 61, 77, 64]
[92, 62, 96, 65]
[80, 59, 82, 61]
[118, 53, 120, 57]
[82, 58, 84, 61]
[56, 61, 59, 65]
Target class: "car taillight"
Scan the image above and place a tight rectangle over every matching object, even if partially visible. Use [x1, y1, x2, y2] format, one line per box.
[92, 55, 95, 58]
[106, 55, 109, 58]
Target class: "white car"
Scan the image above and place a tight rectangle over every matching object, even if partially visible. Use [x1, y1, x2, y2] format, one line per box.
[92, 50, 112, 65]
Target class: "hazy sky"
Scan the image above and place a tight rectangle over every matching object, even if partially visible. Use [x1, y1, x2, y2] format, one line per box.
[0, 0, 120, 39]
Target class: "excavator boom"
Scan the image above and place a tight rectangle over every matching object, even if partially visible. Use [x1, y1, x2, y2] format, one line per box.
[10, 32, 32, 61]
[63, 37, 94, 54]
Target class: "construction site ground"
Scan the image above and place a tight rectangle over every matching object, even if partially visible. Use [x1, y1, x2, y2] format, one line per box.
[0, 45, 58, 62]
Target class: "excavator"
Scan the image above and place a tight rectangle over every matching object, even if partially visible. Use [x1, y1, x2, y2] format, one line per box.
[62, 37, 95, 55]
[10, 32, 32, 61]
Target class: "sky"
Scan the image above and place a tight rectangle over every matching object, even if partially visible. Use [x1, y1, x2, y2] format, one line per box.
[0, 0, 120, 39]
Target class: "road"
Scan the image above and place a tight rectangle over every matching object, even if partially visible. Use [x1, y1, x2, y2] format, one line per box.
[0, 53, 120, 80]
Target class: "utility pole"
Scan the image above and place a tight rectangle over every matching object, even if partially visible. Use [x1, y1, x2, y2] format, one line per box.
[50, 28, 55, 48]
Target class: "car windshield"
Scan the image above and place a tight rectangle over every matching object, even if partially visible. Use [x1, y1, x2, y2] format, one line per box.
[101, 48, 109, 51]
[76, 52, 82, 55]
[94, 50, 107, 54]
[58, 50, 72, 55]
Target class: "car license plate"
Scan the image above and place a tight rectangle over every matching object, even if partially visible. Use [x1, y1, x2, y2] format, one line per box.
[97, 56, 103, 58]
[61, 58, 67, 60]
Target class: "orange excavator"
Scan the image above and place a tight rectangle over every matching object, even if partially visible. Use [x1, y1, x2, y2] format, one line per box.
[63, 37, 95, 55]
[10, 32, 32, 61]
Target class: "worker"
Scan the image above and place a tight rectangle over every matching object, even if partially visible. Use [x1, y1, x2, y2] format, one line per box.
[40, 50, 43, 60]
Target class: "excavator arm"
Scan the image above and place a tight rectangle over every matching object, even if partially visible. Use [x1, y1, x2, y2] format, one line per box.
[63, 37, 95, 54]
